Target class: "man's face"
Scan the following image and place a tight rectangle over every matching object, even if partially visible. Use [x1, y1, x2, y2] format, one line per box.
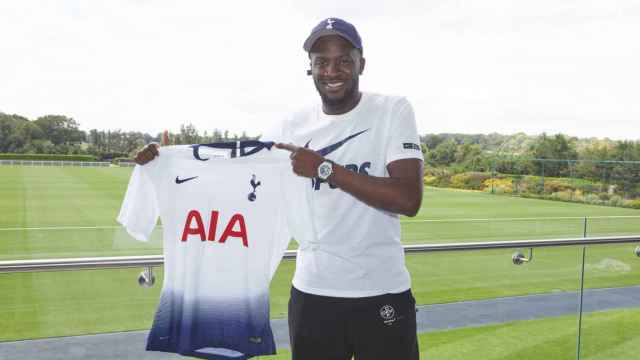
[309, 35, 365, 108]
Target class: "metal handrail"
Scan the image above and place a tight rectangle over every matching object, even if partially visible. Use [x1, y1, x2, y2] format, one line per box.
[402, 235, 640, 252]
[0, 235, 639, 273]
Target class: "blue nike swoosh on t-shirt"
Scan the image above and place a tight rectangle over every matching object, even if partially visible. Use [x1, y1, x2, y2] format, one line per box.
[175, 176, 199, 184]
[305, 129, 369, 156]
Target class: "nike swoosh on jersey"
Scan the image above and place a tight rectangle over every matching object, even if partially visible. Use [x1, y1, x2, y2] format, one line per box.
[305, 129, 369, 156]
[175, 176, 199, 184]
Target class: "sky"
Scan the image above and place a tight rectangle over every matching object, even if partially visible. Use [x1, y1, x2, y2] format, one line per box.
[1, 0, 639, 140]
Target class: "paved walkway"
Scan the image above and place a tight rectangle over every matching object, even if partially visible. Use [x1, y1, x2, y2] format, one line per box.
[1, 286, 639, 360]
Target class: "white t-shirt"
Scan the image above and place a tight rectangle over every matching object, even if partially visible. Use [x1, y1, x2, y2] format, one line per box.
[117, 142, 310, 359]
[264, 92, 424, 297]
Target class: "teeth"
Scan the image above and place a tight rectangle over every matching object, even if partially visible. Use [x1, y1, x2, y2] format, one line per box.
[326, 82, 344, 88]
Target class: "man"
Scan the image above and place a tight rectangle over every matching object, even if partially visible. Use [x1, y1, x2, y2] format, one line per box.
[135, 18, 423, 360]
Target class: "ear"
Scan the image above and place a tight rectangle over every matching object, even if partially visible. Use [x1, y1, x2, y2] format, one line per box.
[359, 57, 366, 75]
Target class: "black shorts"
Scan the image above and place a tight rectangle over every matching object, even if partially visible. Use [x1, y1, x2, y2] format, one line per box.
[288, 286, 419, 360]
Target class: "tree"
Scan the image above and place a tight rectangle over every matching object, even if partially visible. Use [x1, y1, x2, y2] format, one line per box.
[422, 134, 444, 150]
[527, 133, 578, 177]
[177, 123, 201, 144]
[427, 139, 458, 166]
[33, 115, 85, 147]
[0, 114, 23, 152]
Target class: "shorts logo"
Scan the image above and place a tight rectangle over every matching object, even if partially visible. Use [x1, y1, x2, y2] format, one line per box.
[380, 304, 397, 325]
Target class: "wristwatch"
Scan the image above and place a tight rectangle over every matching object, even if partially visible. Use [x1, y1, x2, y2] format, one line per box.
[317, 160, 333, 181]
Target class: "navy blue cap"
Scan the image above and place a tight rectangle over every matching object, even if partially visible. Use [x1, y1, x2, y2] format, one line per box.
[303, 18, 363, 52]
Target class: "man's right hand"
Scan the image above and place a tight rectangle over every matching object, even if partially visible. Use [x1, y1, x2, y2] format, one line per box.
[134, 130, 169, 165]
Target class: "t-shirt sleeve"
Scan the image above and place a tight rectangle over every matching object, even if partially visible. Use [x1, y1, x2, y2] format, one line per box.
[117, 165, 159, 242]
[385, 98, 424, 165]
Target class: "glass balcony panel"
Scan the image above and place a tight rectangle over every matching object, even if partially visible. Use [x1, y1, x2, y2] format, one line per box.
[2, 243, 639, 359]
[0, 267, 162, 342]
[579, 243, 640, 359]
[0, 165, 164, 260]
[407, 247, 582, 359]
[0, 260, 297, 358]
[0, 228, 163, 261]
[402, 217, 587, 245]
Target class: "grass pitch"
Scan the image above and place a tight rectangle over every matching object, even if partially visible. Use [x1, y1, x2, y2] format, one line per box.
[0, 166, 639, 345]
[2, 167, 638, 260]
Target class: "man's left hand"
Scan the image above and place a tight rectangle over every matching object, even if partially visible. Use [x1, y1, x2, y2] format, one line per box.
[275, 143, 325, 178]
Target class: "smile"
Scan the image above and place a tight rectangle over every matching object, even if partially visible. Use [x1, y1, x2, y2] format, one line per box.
[324, 81, 345, 90]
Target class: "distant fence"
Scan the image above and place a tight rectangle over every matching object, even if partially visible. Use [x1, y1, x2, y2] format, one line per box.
[0, 160, 111, 167]
[0, 159, 139, 167]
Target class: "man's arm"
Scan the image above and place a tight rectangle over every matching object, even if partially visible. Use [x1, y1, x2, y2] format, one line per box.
[275, 144, 424, 217]
[331, 157, 424, 217]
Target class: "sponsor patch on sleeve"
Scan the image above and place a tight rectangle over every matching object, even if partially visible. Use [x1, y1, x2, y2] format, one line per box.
[403, 143, 421, 151]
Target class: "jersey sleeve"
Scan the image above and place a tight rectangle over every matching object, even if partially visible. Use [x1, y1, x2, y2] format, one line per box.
[117, 165, 159, 242]
[266, 168, 299, 279]
[385, 98, 424, 165]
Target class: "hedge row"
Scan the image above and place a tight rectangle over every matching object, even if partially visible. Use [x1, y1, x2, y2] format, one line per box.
[424, 168, 640, 209]
[0, 153, 98, 161]
[112, 157, 135, 164]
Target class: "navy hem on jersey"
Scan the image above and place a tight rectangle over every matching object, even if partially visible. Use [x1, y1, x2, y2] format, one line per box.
[146, 346, 276, 360]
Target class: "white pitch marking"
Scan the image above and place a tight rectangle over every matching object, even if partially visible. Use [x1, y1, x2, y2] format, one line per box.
[0, 215, 638, 230]
[0, 225, 163, 231]
[402, 215, 640, 223]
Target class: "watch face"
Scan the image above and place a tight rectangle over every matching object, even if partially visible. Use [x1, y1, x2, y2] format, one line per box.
[318, 162, 332, 179]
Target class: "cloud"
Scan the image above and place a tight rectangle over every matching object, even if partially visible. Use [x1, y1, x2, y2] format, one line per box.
[0, 0, 638, 140]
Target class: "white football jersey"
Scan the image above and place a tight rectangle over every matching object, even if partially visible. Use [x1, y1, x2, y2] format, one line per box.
[117, 141, 309, 359]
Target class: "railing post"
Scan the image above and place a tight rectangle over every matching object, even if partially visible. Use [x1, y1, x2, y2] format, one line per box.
[541, 160, 545, 191]
[576, 217, 588, 360]
[491, 159, 496, 194]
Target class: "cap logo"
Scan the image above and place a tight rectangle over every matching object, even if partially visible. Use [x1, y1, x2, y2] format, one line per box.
[325, 18, 335, 29]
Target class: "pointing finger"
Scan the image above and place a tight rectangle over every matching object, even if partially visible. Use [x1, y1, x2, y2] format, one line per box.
[161, 130, 170, 146]
[275, 143, 299, 153]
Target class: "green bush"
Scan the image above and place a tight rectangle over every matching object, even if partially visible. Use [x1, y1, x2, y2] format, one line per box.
[483, 178, 513, 194]
[583, 193, 603, 205]
[576, 182, 600, 194]
[531, 181, 545, 195]
[0, 153, 97, 161]
[550, 190, 574, 202]
[598, 193, 610, 201]
[544, 179, 573, 193]
[450, 172, 491, 190]
[608, 195, 624, 207]
[424, 167, 452, 187]
[423, 175, 439, 186]
[625, 199, 640, 209]
[422, 167, 640, 210]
